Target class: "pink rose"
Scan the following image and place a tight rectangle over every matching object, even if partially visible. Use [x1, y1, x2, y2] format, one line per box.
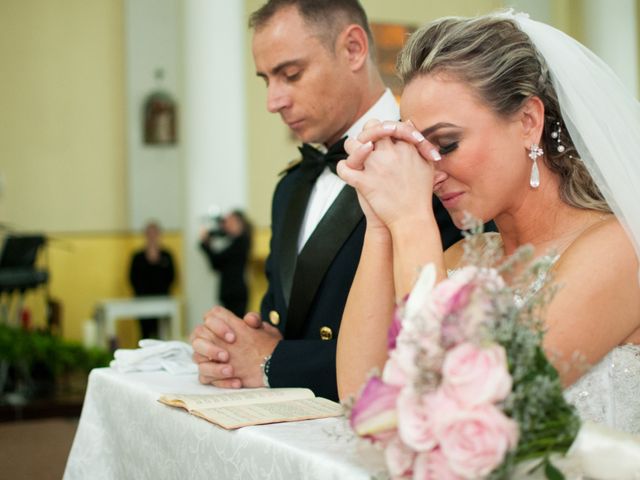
[350, 376, 400, 441]
[458, 270, 503, 339]
[442, 343, 512, 407]
[393, 323, 444, 380]
[435, 404, 519, 479]
[397, 388, 456, 452]
[443, 282, 476, 316]
[431, 267, 504, 347]
[382, 353, 409, 387]
[433, 267, 478, 315]
[413, 448, 463, 480]
[384, 436, 415, 478]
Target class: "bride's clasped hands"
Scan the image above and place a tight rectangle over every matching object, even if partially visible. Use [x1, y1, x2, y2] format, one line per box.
[337, 119, 442, 236]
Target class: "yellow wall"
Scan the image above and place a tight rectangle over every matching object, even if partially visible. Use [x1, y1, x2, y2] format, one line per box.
[0, 0, 126, 232]
[18, 232, 184, 346]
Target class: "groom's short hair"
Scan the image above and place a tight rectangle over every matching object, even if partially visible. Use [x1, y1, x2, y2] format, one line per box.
[249, 0, 375, 58]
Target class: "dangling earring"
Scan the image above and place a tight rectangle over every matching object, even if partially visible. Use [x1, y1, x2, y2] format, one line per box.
[528, 143, 544, 188]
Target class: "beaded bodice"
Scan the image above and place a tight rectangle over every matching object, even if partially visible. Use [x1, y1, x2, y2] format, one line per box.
[564, 344, 640, 434]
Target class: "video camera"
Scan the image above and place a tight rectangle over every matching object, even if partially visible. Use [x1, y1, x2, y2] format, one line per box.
[206, 205, 227, 238]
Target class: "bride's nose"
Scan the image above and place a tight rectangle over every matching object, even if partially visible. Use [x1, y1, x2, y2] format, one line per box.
[432, 166, 448, 190]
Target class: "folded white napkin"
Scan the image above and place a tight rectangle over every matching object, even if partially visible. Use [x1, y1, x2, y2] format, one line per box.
[110, 339, 198, 375]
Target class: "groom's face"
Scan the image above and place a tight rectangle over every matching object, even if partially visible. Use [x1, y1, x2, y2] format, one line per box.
[252, 6, 356, 146]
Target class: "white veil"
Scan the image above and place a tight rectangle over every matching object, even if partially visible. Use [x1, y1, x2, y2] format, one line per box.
[501, 11, 640, 270]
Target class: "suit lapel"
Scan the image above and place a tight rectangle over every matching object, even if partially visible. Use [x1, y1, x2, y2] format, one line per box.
[285, 185, 363, 339]
[278, 174, 315, 308]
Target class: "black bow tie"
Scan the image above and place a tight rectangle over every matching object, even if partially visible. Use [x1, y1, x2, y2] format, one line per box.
[298, 137, 347, 179]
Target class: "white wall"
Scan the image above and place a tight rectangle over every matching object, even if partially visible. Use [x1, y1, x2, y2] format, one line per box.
[183, 0, 247, 331]
[125, 0, 184, 231]
[583, 0, 639, 97]
[505, 0, 551, 24]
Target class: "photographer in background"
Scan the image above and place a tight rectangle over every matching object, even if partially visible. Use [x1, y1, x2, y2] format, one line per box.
[199, 210, 253, 317]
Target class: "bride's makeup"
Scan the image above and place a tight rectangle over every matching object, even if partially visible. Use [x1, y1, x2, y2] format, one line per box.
[438, 141, 459, 155]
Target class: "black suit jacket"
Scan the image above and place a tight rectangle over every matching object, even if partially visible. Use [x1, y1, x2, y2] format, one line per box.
[260, 163, 465, 401]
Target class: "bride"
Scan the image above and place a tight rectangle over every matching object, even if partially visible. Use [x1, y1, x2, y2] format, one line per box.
[335, 11, 640, 434]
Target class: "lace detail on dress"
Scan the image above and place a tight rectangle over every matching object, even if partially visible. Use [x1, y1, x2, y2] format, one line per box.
[448, 254, 558, 308]
[564, 344, 640, 434]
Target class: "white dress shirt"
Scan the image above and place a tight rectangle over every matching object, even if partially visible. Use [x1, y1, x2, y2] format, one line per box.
[297, 89, 400, 252]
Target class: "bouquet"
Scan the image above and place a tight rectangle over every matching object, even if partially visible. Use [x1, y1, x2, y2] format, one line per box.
[349, 231, 582, 479]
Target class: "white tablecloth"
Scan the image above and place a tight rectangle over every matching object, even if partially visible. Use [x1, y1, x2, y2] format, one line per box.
[64, 368, 388, 480]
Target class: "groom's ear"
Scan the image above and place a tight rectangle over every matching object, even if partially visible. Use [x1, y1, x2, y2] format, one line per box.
[518, 96, 545, 146]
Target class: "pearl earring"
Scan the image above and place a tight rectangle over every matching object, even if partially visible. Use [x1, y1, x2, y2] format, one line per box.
[528, 143, 544, 188]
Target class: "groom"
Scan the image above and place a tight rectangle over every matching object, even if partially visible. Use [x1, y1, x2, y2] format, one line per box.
[190, 0, 463, 401]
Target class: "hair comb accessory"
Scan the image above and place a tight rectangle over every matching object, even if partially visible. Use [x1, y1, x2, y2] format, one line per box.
[551, 121, 566, 153]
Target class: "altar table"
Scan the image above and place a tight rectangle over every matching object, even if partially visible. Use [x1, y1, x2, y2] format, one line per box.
[94, 296, 182, 347]
[63, 368, 387, 479]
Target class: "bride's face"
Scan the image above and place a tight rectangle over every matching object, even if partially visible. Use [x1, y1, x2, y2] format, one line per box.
[400, 73, 531, 227]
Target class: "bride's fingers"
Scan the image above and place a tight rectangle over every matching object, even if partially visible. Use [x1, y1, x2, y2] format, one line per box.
[357, 121, 442, 162]
[344, 137, 362, 155]
[361, 118, 397, 148]
[357, 121, 399, 144]
[343, 140, 373, 170]
[362, 118, 382, 131]
[336, 159, 365, 187]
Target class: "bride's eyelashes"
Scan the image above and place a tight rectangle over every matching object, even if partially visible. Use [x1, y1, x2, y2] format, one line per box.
[438, 141, 459, 156]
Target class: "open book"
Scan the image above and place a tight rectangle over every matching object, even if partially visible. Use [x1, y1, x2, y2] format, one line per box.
[158, 388, 344, 429]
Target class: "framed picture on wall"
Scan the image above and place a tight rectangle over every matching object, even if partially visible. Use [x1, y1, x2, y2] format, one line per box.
[143, 91, 178, 146]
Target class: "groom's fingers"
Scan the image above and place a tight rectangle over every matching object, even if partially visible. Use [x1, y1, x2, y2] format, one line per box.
[203, 306, 241, 343]
[192, 338, 230, 362]
[243, 312, 262, 329]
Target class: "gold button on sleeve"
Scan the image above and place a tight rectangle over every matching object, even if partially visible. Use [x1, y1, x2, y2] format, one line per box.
[269, 310, 280, 325]
[319, 326, 333, 340]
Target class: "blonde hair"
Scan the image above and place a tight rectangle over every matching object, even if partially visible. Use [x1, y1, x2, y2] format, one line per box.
[398, 14, 610, 212]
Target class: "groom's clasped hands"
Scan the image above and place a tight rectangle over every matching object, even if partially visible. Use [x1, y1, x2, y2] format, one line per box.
[190, 306, 283, 389]
[337, 119, 444, 231]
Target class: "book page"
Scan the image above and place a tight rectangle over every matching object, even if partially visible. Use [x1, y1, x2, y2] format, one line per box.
[194, 397, 344, 429]
[158, 387, 314, 411]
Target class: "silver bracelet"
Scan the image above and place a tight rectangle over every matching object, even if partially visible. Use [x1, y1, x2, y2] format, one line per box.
[260, 354, 272, 388]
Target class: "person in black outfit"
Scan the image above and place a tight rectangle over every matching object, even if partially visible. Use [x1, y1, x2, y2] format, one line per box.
[199, 210, 252, 318]
[129, 221, 175, 338]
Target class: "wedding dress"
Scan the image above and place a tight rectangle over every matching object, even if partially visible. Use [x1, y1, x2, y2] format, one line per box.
[564, 344, 640, 435]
